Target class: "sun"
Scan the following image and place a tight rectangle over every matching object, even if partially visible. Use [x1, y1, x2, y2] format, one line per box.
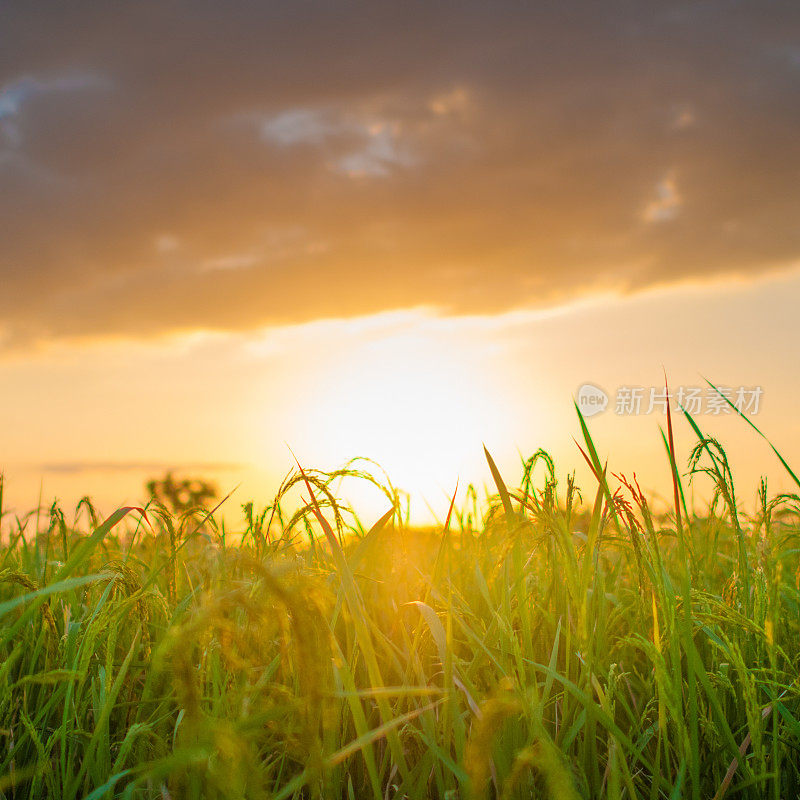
[288, 321, 510, 518]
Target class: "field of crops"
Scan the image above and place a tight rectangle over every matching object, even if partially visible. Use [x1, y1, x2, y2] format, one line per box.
[2, 405, 799, 799]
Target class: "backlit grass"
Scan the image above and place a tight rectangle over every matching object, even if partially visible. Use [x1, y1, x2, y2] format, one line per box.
[2, 399, 800, 799]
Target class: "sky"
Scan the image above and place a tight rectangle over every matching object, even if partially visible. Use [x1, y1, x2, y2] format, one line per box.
[1, 1, 799, 522]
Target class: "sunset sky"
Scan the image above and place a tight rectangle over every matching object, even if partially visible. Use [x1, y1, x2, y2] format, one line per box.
[2, 2, 799, 521]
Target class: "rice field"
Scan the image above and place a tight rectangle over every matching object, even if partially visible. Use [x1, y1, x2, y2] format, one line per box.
[2, 398, 800, 799]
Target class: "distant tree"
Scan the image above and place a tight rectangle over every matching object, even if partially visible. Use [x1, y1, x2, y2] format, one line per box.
[146, 472, 217, 513]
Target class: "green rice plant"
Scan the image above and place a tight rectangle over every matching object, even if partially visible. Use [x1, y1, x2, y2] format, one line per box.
[2, 399, 800, 798]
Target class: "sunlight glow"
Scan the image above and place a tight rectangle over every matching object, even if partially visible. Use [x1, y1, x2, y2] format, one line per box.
[289, 327, 509, 508]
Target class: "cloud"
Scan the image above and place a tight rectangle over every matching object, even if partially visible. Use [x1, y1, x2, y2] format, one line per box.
[0, 1, 799, 348]
[0, 69, 112, 194]
[0, 71, 110, 145]
[259, 109, 340, 147]
[642, 173, 682, 223]
[334, 122, 415, 177]
[670, 105, 695, 130]
[201, 253, 261, 273]
[154, 234, 181, 254]
[259, 107, 416, 177]
[428, 87, 471, 117]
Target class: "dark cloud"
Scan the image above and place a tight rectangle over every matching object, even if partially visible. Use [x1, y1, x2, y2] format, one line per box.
[1, 1, 799, 347]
